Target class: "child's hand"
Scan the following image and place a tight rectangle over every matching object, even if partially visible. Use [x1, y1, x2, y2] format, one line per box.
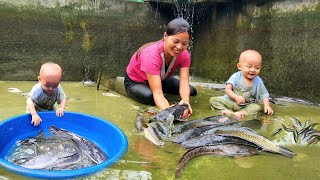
[31, 114, 42, 126]
[264, 105, 273, 115]
[56, 107, 65, 117]
[235, 95, 246, 104]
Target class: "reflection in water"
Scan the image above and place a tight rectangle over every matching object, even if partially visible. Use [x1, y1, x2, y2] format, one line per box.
[133, 136, 159, 166]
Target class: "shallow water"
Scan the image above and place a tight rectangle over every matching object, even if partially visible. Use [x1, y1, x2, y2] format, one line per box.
[0, 81, 320, 180]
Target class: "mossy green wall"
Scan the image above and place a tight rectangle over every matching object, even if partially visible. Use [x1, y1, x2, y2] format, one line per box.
[0, 0, 319, 103]
[0, 1, 167, 81]
[192, 1, 320, 103]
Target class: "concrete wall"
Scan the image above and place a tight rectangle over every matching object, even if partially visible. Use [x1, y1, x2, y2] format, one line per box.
[0, 0, 169, 81]
[191, 0, 320, 102]
[0, 0, 319, 103]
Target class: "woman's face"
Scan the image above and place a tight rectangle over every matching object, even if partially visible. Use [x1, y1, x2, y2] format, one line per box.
[163, 32, 190, 57]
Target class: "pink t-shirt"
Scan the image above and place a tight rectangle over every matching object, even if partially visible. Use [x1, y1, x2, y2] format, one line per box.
[126, 40, 191, 83]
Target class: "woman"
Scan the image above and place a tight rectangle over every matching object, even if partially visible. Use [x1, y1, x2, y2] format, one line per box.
[124, 17, 197, 119]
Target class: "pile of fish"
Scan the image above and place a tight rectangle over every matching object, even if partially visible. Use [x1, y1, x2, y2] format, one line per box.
[273, 117, 320, 146]
[7, 126, 108, 170]
[136, 104, 296, 178]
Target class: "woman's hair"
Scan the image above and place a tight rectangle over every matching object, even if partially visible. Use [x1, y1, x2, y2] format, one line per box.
[135, 18, 191, 59]
[166, 17, 191, 36]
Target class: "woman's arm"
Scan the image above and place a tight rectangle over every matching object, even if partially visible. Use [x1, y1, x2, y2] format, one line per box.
[179, 67, 191, 104]
[146, 73, 170, 110]
[179, 67, 192, 118]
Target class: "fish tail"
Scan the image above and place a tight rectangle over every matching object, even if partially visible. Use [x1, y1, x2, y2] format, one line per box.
[278, 146, 295, 158]
[175, 164, 184, 178]
[175, 147, 205, 178]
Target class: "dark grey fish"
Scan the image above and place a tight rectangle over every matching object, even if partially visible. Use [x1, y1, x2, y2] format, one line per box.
[180, 134, 259, 149]
[49, 126, 108, 164]
[271, 128, 282, 137]
[282, 124, 294, 132]
[155, 103, 189, 124]
[172, 115, 237, 134]
[175, 144, 261, 178]
[307, 135, 320, 145]
[292, 126, 298, 144]
[302, 120, 312, 129]
[299, 123, 320, 135]
[19, 138, 81, 170]
[136, 108, 160, 132]
[172, 120, 222, 134]
[302, 129, 319, 140]
[143, 125, 164, 146]
[308, 138, 319, 145]
[171, 125, 222, 144]
[290, 116, 302, 128]
[148, 121, 169, 140]
[136, 111, 145, 132]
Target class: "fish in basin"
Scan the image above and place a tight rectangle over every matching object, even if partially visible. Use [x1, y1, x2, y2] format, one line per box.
[49, 126, 108, 164]
[7, 126, 108, 170]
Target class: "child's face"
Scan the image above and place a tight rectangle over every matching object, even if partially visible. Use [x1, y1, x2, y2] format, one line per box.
[38, 74, 61, 96]
[237, 54, 262, 80]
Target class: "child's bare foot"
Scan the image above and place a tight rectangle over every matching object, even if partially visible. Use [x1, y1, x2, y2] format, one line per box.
[233, 111, 245, 119]
[221, 110, 233, 116]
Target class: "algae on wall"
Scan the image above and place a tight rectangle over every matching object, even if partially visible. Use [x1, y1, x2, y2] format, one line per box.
[191, 0, 320, 103]
[0, 0, 167, 81]
[0, 0, 319, 103]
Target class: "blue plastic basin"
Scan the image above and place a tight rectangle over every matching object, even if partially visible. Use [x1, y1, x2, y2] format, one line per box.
[0, 111, 128, 179]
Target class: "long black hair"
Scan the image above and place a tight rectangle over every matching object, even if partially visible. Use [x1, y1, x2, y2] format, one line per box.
[135, 18, 191, 58]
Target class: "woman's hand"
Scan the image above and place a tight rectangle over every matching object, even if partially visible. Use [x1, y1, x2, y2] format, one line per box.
[179, 99, 192, 120]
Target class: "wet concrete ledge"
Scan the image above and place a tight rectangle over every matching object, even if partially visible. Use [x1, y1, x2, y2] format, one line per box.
[97, 75, 320, 107]
[97, 75, 226, 97]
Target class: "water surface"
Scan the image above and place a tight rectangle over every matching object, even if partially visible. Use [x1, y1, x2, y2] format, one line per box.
[0, 81, 320, 180]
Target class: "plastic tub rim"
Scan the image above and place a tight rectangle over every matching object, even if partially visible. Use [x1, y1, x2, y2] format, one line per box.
[0, 111, 128, 179]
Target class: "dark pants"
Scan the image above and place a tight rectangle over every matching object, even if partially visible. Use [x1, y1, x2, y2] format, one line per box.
[124, 74, 197, 105]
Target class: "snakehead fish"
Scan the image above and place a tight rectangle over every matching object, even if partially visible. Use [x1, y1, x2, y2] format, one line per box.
[175, 144, 261, 178]
[172, 115, 238, 134]
[214, 126, 295, 157]
[180, 134, 259, 149]
[143, 125, 164, 146]
[171, 125, 223, 144]
[155, 103, 189, 124]
[136, 108, 160, 132]
[148, 121, 170, 140]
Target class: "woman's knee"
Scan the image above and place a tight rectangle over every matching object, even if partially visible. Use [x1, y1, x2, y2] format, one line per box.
[190, 86, 197, 96]
[139, 91, 154, 105]
[126, 86, 154, 105]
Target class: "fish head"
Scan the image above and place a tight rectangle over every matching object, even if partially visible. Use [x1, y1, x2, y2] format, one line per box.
[156, 103, 189, 121]
[49, 125, 59, 133]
